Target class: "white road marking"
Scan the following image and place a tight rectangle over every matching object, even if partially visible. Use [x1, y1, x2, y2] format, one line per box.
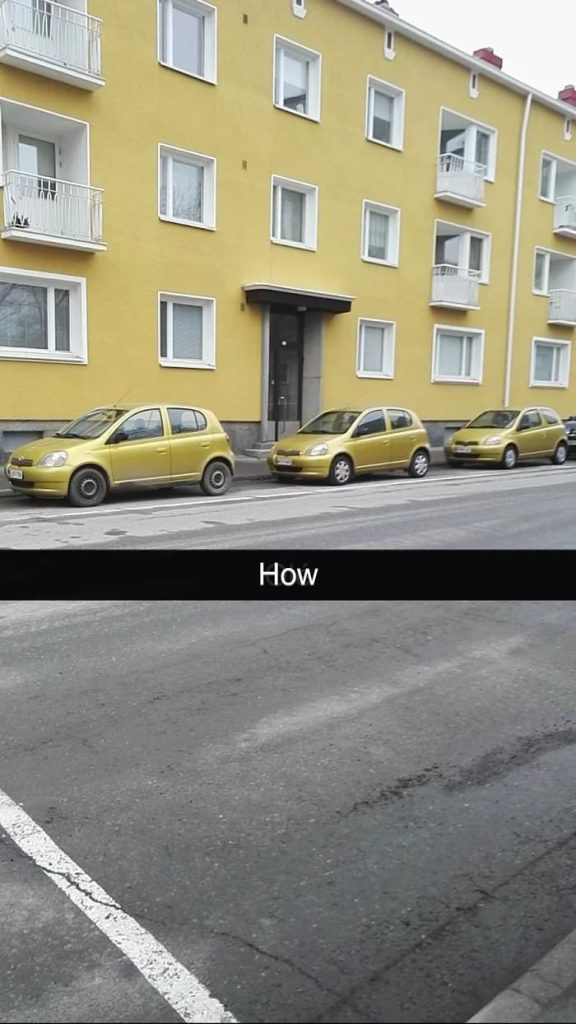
[0, 786, 236, 1024]
[0, 464, 574, 524]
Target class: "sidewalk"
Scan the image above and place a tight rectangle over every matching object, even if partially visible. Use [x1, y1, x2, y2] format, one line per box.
[469, 926, 576, 1023]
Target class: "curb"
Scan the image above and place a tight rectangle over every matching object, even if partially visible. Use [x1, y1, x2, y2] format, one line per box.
[468, 927, 576, 1023]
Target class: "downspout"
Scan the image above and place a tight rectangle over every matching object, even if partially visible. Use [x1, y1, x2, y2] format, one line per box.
[503, 91, 533, 406]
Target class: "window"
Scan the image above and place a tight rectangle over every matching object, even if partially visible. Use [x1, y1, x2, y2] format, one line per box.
[388, 408, 413, 429]
[159, 145, 216, 228]
[114, 409, 164, 442]
[357, 319, 395, 378]
[355, 409, 386, 435]
[439, 110, 497, 180]
[542, 408, 561, 424]
[531, 339, 570, 386]
[362, 202, 400, 265]
[469, 71, 479, 99]
[168, 407, 207, 433]
[366, 77, 404, 150]
[534, 250, 550, 293]
[159, 293, 215, 368]
[540, 155, 557, 200]
[433, 327, 484, 383]
[274, 37, 321, 120]
[384, 30, 395, 59]
[518, 410, 542, 430]
[0, 268, 85, 363]
[271, 176, 318, 248]
[434, 223, 490, 282]
[159, 0, 217, 83]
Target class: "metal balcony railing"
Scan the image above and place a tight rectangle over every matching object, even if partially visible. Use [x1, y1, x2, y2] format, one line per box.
[431, 264, 480, 307]
[548, 288, 576, 324]
[554, 196, 576, 234]
[2, 169, 103, 245]
[436, 153, 486, 205]
[0, 0, 101, 76]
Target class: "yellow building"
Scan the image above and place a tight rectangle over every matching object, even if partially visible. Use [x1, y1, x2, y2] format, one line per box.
[1, 0, 576, 455]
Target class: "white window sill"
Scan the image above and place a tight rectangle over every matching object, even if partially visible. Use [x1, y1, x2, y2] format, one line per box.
[432, 376, 481, 384]
[0, 349, 86, 363]
[158, 60, 216, 85]
[362, 255, 399, 267]
[366, 135, 403, 152]
[532, 289, 549, 297]
[271, 237, 317, 251]
[158, 215, 216, 231]
[357, 371, 393, 379]
[530, 380, 568, 388]
[273, 101, 320, 123]
[159, 358, 215, 370]
[539, 195, 556, 205]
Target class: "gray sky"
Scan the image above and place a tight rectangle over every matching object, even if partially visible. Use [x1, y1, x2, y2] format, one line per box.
[367, 0, 575, 100]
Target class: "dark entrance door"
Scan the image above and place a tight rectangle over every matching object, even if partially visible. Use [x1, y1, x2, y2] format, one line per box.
[267, 308, 304, 441]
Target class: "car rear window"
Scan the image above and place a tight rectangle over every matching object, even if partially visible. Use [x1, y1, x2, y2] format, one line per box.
[542, 409, 560, 425]
[168, 408, 207, 434]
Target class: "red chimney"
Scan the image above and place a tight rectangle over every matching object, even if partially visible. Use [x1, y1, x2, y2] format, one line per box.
[559, 85, 576, 107]
[473, 47, 503, 70]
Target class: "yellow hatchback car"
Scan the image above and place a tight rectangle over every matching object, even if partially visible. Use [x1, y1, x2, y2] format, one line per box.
[445, 407, 568, 469]
[5, 404, 235, 506]
[267, 407, 431, 485]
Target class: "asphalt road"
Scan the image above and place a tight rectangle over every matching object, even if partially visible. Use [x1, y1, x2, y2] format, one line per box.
[2, 601, 576, 1023]
[1, 462, 576, 548]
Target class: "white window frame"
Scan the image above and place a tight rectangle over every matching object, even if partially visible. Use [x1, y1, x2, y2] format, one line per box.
[273, 36, 321, 122]
[158, 0, 217, 84]
[469, 71, 479, 99]
[539, 153, 558, 202]
[158, 291, 216, 369]
[565, 118, 573, 142]
[384, 29, 395, 60]
[530, 337, 571, 388]
[438, 107, 498, 182]
[433, 220, 491, 284]
[292, 0, 306, 18]
[361, 200, 400, 266]
[0, 266, 87, 364]
[356, 318, 396, 379]
[432, 325, 484, 384]
[158, 144, 216, 229]
[533, 248, 551, 294]
[270, 175, 318, 250]
[366, 76, 405, 151]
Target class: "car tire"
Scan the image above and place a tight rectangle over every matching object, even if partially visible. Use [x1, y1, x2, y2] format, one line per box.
[408, 449, 430, 478]
[501, 445, 518, 470]
[328, 455, 353, 486]
[551, 442, 568, 465]
[68, 467, 108, 508]
[200, 460, 232, 496]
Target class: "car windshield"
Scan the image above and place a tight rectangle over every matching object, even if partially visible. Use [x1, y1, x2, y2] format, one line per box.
[55, 408, 129, 439]
[466, 410, 520, 429]
[299, 410, 361, 434]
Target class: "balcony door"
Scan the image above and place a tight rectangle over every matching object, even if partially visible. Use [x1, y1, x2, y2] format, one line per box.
[15, 134, 61, 234]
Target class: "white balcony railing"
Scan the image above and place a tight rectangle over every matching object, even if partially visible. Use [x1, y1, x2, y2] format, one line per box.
[2, 169, 103, 246]
[0, 0, 101, 77]
[436, 153, 486, 206]
[431, 264, 480, 307]
[554, 196, 576, 235]
[548, 288, 576, 324]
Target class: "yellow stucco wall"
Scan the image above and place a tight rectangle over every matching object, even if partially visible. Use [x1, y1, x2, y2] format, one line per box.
[1, 0, 576, 426]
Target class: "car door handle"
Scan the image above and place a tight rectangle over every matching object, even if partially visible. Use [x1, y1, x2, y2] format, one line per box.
[201, 442, 210, 447]
[156, 447, 168, 453]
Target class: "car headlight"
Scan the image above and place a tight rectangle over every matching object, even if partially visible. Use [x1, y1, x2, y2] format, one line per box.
[38, 451, 69, 468]
[306, 443, 329, 456]
[484, 435, 503, 446]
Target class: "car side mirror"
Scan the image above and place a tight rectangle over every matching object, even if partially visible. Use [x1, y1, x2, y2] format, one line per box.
[108, 429, 127, 444]
[517, 421, 529, 432]
[353, 425, 368, 437]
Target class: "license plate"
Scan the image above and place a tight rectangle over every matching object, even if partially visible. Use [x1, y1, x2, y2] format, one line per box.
[454, 446, 471, 455]
[7, 467, 23, 480]
[276, 457, 293, 466]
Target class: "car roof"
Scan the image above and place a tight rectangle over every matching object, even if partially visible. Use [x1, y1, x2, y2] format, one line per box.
[94, 403, 213, 415]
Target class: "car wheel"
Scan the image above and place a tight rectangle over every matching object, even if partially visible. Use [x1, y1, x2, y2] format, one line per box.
[501, 445, 518, 470]
[68, 467, 108, 508]
[552, 442, 568, 465]
[200, 460, 232, 496]
[408, 449, 430, 478]
[328, 455, 353, 486]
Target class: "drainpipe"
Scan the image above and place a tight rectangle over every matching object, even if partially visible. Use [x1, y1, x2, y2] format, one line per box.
[503, 91, 533, 406]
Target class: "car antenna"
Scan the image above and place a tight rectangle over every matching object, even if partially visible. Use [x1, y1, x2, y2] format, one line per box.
[112, 389, 132, 407]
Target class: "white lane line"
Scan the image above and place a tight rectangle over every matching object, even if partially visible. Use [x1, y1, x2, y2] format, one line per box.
[0, 786, 236, 1024]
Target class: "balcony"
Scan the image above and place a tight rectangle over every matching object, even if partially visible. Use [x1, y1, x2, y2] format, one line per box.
[0, 0, 103, 89]
[548, 288, 576, 325]
[554, 196, 576, 239]
[435, 153, 486, 208]
[1, 169, 105, 251]
[430, 265, 480, 309]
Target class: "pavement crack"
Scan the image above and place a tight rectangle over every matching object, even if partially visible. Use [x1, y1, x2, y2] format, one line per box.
[444, 727, 576, 791]
[211, 929, 337, 996]
[38, 865, 120, 909]
[337, 766, 443, 818]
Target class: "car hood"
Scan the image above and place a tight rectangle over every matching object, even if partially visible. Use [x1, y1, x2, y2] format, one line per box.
[274, 432, 342, 452]
[9, 437, 93, 461]
[450, 426, 512, 443]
